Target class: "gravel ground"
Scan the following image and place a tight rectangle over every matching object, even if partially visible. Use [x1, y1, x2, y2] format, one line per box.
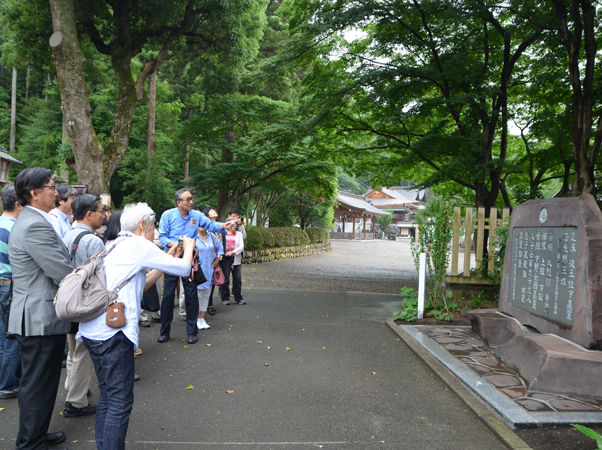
[242, 239, 418, 294]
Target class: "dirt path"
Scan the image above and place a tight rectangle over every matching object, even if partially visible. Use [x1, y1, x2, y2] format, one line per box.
[242, 239, 418, 295]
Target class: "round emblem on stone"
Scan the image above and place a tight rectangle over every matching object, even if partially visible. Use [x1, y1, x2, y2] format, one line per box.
[539, 207, 547, 224]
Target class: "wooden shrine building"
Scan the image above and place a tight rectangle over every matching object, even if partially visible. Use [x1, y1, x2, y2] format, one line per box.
[331, 190, 390, 240]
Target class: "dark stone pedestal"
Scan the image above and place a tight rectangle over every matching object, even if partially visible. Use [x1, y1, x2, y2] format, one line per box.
[497, 333, 602, 400]
[466, 309, 602, 400]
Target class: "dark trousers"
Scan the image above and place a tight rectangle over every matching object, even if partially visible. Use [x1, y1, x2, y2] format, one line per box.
[83, 331, 135, 450]
[15, 333, 66, 450]
[160, 273, 199, 337]
[219, 258, 243, 302]
[208, 284, 215, 308]
[0, 284, 20, 391]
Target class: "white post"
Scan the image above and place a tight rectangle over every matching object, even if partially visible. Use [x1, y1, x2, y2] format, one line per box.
[418, 252, 426, 319]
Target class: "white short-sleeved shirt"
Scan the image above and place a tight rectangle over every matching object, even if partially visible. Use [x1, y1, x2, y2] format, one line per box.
[78, 232, 191, 347]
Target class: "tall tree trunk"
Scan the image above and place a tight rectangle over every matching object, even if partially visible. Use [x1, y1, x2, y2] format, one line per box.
[9, 67, 16, 153]
[49, 0, 191, 194]
[49, 0, 105, 194]
[25, 65, 30, 101]
[217, 130, 235, 217]
[147, 71, 156, 165]
[553, 0, 598, 196]
[184, 107, 191, 180]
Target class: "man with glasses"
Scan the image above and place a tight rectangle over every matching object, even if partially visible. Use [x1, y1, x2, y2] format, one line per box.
[61, 194, 106, 419]
[8, 167, 74, 450]
[49, 184, 77, 238]
[157, 188, 235, 344]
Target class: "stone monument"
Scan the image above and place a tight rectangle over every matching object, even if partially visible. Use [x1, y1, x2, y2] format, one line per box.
[466, 194, 602, 399]
[499, 194, 602, 348]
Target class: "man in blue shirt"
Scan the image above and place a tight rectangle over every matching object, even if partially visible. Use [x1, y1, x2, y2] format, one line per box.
[0, 184, 22, 400]
[158, 188, 235, 344]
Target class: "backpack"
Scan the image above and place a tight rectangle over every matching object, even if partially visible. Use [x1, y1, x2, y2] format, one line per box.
[54, 236, 135, 323]
[70, 229, 93, 262]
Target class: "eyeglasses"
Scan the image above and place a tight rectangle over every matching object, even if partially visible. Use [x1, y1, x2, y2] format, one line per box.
[180, 197, 194, 203]
[41, 184, 56, 191]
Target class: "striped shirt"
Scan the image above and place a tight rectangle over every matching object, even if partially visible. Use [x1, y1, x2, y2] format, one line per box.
[0, 214, 15, 279]
[225, 234, 236, 253]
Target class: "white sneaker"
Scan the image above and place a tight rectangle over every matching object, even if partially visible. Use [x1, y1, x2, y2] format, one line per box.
[197, 318, 210, 330]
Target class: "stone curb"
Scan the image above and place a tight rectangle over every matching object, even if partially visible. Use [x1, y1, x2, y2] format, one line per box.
[386, 318, 533, 450]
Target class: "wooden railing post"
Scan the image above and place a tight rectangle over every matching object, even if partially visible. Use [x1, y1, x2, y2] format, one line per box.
[451, 206, 461, 276]
[475, 207, 485, 270]
[488, 207, 498, 273]
[463, 208, 473, 277]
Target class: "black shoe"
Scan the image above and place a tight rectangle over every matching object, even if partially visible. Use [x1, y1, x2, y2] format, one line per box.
[139, 320, 150, 327]
[151, 317, 161, 323]
[62, 402, 97, 417]
[157, 335, 170, 343]
[207, 306, 215, 315]
[46, 431, 66, 446]
[187, 334, 198, 344]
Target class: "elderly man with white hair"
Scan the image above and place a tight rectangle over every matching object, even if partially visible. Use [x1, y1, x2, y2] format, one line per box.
[78, 202, 194, 450]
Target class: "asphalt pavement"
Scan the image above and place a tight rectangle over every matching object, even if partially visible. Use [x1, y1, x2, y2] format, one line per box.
[0, 288, 506, 449]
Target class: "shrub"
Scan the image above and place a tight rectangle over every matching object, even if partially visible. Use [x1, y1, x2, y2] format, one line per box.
[291, 227, 310, 245]
[270, 227, 294, 247]
[259, 227, 275, 248]
[245, 226, 264, 250]
[306, 228, 329, 244]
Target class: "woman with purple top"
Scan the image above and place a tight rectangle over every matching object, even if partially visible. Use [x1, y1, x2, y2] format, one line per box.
[194, 223, 224, 329]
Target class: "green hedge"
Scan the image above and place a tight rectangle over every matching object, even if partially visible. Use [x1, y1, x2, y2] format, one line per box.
[245, 226, 328, 250]
[259, 227, 275, 248]
[245, 226, 264, 251]
[306, 227, 330, 244]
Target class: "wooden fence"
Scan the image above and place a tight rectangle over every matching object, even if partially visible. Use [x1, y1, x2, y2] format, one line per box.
[446, 206, 511, 284]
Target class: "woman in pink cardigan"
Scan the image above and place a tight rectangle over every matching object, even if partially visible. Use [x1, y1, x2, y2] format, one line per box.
[219, 217, 245, 305]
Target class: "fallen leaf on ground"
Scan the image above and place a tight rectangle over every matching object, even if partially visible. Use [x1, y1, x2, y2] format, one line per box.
[264, 363, 269, 366]
[205, 344, 211, 347]
[256, 341, 262, 343]
[0, 408, 5, 411]
[371, 371, 376, 375]
[267, 346, 271, 349]
[286, 347, 291, 351]
[185, 383, 194, 390]
[226, 390, 235, 394]
[322, 346, 326, 349]
[72, 440, 79, 443]
[183, 345, 188, 348]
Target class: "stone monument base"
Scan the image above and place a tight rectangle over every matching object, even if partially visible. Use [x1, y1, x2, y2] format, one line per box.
[465, 309, 602, 400]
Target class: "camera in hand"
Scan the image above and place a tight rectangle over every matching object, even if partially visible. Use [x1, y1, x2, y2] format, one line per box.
[178, 238, 183, 247]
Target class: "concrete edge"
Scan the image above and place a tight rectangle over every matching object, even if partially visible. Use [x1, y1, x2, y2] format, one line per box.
[386, 319, 533, 450]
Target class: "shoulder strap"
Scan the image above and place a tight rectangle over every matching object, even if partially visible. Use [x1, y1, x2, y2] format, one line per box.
[71, 230, 93, 262]
[105, 236, 137, 300]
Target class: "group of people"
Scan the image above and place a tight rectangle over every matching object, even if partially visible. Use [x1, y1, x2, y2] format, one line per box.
[0, 167, 247, 450]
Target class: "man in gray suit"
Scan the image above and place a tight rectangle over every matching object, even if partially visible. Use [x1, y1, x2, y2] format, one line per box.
[8, 167, 73, 450]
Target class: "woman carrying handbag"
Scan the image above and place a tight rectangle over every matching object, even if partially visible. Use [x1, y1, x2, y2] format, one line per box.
[219, 217, 245, 305]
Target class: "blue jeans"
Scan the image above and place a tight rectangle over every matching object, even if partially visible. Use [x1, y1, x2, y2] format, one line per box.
[0, 282, 20, 391]
[83, 331, 135, 450]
